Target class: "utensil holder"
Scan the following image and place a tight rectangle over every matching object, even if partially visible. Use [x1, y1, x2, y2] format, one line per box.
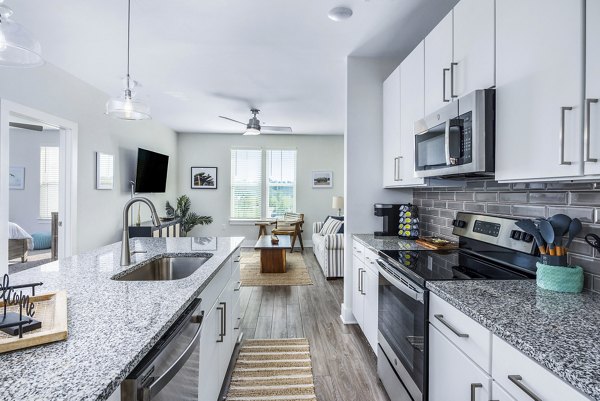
[539, 254, 567, 267]
[536, 262, 584, 293]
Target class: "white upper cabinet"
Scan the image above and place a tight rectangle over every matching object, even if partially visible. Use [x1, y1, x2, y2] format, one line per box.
[382, 66, 402, 188]
[452, 0, 495, 97]
[585, 0, 600, 176]
[399, 42, 426, 186]
[495, 0, 584, 181]
[424, 12, 453, 116]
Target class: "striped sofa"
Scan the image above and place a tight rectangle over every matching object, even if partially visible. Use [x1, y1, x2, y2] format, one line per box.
[312, 221, 344, 278]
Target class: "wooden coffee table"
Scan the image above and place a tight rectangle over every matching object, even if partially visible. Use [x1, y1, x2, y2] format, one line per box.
[254, 235, 292, 273]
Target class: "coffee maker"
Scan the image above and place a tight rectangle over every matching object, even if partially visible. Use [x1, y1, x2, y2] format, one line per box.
[374, 204, 401, 237]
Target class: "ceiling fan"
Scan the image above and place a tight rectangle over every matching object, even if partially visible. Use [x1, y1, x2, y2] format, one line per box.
[219, 109, 292, 135]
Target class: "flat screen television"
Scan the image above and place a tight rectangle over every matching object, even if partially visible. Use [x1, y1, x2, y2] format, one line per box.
[135, 148, 169, 193]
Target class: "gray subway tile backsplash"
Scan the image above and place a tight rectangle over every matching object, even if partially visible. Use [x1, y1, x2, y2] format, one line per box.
[413, 179, 600, 293]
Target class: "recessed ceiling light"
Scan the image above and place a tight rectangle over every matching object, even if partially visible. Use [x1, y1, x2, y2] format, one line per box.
[328, 6, 353, 22]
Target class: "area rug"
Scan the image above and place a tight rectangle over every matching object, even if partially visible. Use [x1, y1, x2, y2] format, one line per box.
[8, 251, 52, 275]
[226, 338, 317, 401]
[240, 250, 313, 286]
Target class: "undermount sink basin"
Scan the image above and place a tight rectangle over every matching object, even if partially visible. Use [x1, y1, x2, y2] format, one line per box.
[113, 256, 211, 281]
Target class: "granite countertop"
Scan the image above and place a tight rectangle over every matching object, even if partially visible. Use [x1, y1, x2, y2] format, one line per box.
[353, 234, 428, 252]
[0, 236, 243, 401]
[427, 280, 600, 400]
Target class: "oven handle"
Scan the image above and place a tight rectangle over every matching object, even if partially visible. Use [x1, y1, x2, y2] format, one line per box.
[141, 311, 204, 401]
[376, 259, 424, 303]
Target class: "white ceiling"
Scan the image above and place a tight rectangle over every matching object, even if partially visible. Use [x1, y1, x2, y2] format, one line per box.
[11, 0, 455, 135]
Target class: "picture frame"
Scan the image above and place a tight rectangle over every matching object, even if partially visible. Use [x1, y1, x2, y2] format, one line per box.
[191, 167, 218, 189]
[9, 167, 25, 190]
[312, 171, 333, 188]
[96, 152, 114, 190]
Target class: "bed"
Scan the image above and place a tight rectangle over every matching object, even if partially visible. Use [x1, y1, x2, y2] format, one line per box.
[9, 222, 33, 263]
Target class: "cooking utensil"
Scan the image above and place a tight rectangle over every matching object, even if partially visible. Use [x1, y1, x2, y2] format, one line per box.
[539, 219, 556, 255]
[565, 218, 582, 250]
[516, 219, 546, 254]
[585, 233, 600, 252]
[549, 214, 572, 256]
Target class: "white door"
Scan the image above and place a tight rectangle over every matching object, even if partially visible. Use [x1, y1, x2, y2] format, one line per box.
[352, 255, 365, 327]
[399, 42, 426, 186]
[492, 382, 517, 401]
[585, 0, 600, 175]
[429, 325, 492, 401]
[424, 12, 453, 115]
[363, 267, 379, 352]
[198, 304, 221, 401]
[495, 0, 584, 181]
[453, 0, 495, 97]
[382, 66, 402, 188]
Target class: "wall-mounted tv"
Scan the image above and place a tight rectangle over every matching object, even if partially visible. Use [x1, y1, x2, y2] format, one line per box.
[134, 148, 169, 193]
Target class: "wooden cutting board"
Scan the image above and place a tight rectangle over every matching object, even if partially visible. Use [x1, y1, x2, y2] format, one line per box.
[416, 237, 459, 250]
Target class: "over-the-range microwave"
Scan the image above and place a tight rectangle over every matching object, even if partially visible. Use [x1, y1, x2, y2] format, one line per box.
[414, 89, 495, 178]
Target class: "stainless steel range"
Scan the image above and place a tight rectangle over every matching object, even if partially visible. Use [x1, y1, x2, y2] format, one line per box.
[375, 212, 538, 401]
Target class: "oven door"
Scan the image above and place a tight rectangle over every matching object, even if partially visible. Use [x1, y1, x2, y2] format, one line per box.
[376, 259, 427, 401]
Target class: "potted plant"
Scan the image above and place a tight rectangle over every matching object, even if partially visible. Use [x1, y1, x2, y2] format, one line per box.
[166, 195, 213, 237]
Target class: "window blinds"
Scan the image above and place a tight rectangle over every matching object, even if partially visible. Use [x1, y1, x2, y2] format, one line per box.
[40, 146, 59, 219]
[231, 149, 263, 219]
[266, 150, 296, 218]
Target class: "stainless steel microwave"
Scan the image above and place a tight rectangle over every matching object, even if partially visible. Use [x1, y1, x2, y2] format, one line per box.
[414, 89, 495, 178]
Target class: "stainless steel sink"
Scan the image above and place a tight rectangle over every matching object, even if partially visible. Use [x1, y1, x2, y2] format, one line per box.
[113, 256, 211, 281]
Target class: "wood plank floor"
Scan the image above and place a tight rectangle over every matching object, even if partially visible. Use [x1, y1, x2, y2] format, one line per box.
[238, 248, 391, 401]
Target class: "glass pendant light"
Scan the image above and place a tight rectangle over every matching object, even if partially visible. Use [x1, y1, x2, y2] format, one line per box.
[106, 0, 150, 120]
[0, 0, 43, 67]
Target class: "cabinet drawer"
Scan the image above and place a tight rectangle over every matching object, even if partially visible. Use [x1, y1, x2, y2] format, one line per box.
[199, 260, 231, 311]
[429, 293, 491, 373]
[492, 335, 590, 401]
[363, 248, 379, 275]
[352, 240, 365, 262]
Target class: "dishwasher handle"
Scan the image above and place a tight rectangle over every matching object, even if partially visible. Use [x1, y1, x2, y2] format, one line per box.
[141, 311, 204, 401]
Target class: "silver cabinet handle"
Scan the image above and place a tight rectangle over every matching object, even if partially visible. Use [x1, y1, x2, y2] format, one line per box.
[234, 281, 242, 291]
[560, 106, 573, 165]
[434, 314, 469, 338]
[360, 269, 366, 295]
[442, 68, 450, 102]
[508, 375, 542, 401]
[470, 383, 482, 401]
[585, 99, 599, 163]
[450, 62, 458, 98]
[216, 302, 227, 342]
[394, 157, 399, 181]
[357, 268, 362, 292]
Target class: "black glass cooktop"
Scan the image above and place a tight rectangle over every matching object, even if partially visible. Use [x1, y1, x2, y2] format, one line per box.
[379, 249, 535, 287]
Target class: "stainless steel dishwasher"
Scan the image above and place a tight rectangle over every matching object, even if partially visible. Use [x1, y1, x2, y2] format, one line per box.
[121, 298, 204, 401]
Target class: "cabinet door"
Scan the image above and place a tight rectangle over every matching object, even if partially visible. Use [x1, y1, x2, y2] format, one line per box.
[453, 0, 495, 97]
[198, 304, 221, 401]
[383, 66, 402, 188]
[218, 290, 233, 380]
[429, 325, 492, 401]
[363, 267, 379, 353]
[492, 382, 517, 401]
[585, 0, 600, 175]
[424, 12, 453, 115]
[352, 255, 365, 327]
[495, 0, 584, 181]
[400, 42, 426, 186]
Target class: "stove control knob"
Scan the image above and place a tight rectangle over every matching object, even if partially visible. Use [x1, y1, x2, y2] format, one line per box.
[522, 233, 534, 243]
[452, 219, 467, 228]
[510, 230, 523, 240]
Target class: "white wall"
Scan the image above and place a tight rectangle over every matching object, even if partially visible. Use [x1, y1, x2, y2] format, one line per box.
[0, 63, 178, 255]
[177, 133, 344, 245]
[9, 128, 60, 235]
[342, 56, 413, 322]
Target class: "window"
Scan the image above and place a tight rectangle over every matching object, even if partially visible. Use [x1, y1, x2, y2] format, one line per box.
[230, 148, 297, 220]
[231, 149, 263, 219]
[40, 146, 59, 219]
[266, 150, 296, 218]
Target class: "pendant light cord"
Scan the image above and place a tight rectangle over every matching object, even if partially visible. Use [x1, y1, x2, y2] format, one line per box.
[126, 0, 131, 89]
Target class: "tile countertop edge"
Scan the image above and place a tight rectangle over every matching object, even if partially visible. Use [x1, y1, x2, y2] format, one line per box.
[426, 282, 600, 401]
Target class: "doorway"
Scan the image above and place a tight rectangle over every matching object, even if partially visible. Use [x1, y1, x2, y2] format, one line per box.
[0, 100, 78, 275]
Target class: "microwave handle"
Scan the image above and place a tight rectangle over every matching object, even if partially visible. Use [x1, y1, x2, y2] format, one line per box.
[444, 120, 451, 166]
[376, 259, 424, 303]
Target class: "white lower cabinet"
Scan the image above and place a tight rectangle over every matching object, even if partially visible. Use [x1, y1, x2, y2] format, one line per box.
[352, 254, 365, 327]
[362, 266, 379, 351]
[352, 240, 379, 353]
[492, 382, 517, 401]
[429, 324, 492, 401]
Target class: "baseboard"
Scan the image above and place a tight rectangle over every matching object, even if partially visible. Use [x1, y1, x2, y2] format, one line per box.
[340, 303, 357, 324]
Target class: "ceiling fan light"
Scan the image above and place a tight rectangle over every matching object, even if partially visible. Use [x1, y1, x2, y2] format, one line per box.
[243, 127, 260, 136]
[0, 4, 43, 67]
[105, 91, 151, 120]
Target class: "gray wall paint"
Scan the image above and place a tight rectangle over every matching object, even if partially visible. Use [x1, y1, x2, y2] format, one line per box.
[176, 133, 344, 245]
[414, 180, 600, 293]
[0, 63, 178, 253]
[9, 128, 60, 235]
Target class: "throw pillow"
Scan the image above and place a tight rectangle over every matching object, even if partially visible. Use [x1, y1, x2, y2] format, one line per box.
[323, 215, 344, 234]
[320, 218, 343, 235]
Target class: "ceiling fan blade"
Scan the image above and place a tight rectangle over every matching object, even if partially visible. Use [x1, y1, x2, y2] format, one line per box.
[9, 122, 44, 131]
[261, 125, 293, 134]
[219, 116, 247, 125]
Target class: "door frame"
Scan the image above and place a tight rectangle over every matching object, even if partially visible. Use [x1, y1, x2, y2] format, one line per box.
[0, 100, 78, 275]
